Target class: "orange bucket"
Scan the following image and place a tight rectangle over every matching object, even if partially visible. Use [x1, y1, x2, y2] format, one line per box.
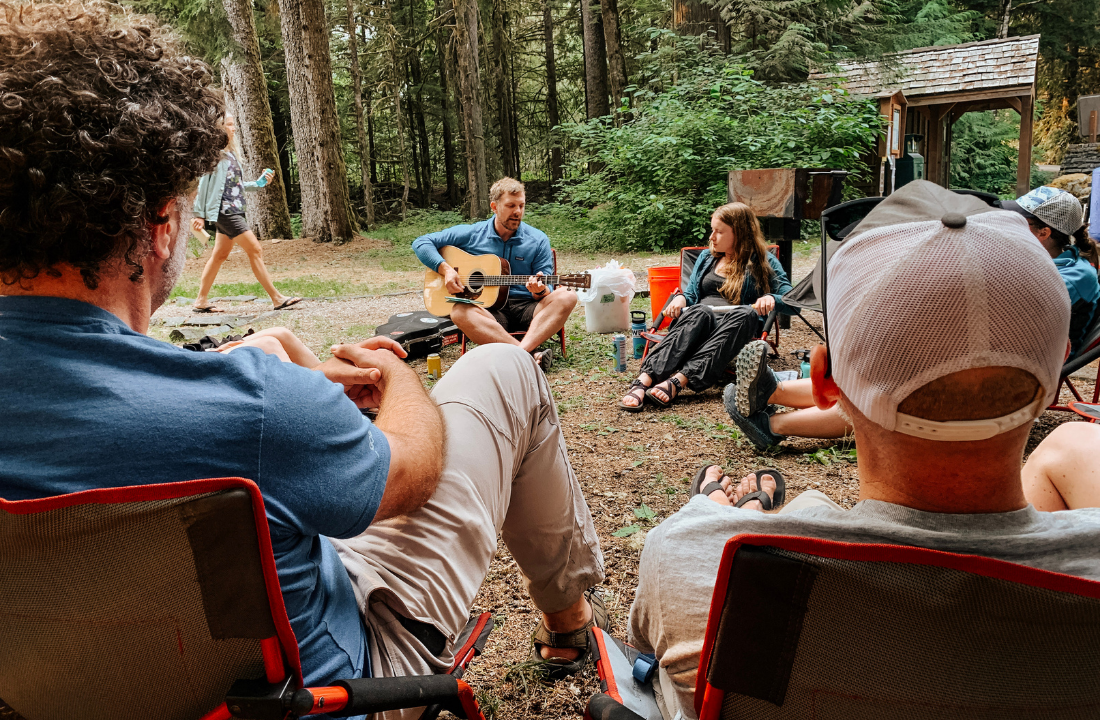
[648, 265, 680, 329]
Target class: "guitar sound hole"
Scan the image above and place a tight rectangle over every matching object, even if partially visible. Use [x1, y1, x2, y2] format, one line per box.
[466, 271, 484, 292]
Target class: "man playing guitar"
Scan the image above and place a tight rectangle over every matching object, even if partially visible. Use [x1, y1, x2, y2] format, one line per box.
[413, 177, 577, 370]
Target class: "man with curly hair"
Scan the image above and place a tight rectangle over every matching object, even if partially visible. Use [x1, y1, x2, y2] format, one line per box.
[0, 2, 605, 709]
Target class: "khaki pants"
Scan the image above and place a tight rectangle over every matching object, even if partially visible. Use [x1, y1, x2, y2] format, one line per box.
[331, 344, 604, 715]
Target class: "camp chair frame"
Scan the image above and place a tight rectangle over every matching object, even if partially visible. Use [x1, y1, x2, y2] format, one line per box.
[640, 246, 790, 362]
[0, 478, 493, 720]
[586, 533, 1100, 720]
[459, 247, 567, 359]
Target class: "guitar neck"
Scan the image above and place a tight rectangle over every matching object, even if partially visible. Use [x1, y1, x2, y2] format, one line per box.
[466, 275, 567, 286]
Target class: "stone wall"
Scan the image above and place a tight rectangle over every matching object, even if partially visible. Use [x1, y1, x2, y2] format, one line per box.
[1063, 143, 1100, 174]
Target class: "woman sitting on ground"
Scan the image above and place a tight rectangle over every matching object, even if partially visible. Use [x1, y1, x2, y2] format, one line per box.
[619, 202, 793, 411]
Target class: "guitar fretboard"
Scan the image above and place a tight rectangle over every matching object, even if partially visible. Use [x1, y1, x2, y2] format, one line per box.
[459, 275, 570, 286]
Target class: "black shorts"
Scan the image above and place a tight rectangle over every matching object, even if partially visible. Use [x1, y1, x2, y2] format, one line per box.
[490, 296, 541, 332]
[212, 213, 250, 238]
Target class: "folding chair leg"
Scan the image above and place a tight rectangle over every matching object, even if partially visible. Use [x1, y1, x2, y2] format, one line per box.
[798, 313, 827, 343]
[558, 328, 567, 359]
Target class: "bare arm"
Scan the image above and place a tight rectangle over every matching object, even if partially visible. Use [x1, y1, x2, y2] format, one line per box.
[330, 342, 445, 522]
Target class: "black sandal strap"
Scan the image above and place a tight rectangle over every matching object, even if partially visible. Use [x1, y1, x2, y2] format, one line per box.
[699, 481, 725, 497]
[734, 490, 774, 511]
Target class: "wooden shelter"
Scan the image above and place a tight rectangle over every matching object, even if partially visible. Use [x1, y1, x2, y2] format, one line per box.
[814, 36, 1040, 197]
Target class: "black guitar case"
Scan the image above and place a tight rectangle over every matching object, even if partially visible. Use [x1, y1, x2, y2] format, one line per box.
[374, 311, 460, 359]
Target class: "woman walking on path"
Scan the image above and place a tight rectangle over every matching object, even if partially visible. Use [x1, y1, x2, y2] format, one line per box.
[619, 202, 793, 411]
[191, 113, 301, 313]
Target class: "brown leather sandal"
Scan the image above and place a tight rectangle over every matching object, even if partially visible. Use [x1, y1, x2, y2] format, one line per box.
[530, 588, 610, 680]
[620, 379, 649, 412]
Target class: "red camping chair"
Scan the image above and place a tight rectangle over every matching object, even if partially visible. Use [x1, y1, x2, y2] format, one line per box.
[640, 247, 784, 362]
[587, 534, 1100, 720]
[1050, 309, 1100, 411]
[460, 248, 568, 359]
[0, 478, 494, 720]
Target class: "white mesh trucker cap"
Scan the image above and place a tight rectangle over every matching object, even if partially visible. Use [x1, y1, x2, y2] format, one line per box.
[1002, 186, 1085, 237]
[827, 181, 1070, 440]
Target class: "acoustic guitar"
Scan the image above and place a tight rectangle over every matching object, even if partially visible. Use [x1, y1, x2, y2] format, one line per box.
[423, 245, 591, 317]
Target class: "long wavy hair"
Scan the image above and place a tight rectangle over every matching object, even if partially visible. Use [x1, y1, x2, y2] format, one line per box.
[710, 202, 773, 303]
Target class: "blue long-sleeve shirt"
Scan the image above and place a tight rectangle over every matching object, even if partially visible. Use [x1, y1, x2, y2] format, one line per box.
[412, 218, 554, 300]
[681, 250, 795, 315]
[1055, 245, 1100, 356]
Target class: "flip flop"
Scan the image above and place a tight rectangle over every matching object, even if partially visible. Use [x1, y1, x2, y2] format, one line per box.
[690, 463, 728, 499]
[531, 587, 610, 680]
[273, 297, 303, 310]
[733, 468, 786, 510]
[191, 305, 224, 313]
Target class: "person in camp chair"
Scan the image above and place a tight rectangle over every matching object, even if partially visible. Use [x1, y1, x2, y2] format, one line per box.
[0, 5, 607, 714]
[412, 177, 576, 371]
[724, 185, 1100, 451]
[629, 181, 1100, 720]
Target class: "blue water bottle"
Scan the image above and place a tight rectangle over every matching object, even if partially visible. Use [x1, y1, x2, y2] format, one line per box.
[793, 349, 811, 378]
[630, 311, 647, 359]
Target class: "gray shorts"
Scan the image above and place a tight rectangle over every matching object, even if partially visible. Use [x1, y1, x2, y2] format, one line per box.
[213, 213, 250, 238]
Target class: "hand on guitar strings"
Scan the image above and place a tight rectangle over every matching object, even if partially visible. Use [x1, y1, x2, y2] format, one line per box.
[440, 262, 465, 295]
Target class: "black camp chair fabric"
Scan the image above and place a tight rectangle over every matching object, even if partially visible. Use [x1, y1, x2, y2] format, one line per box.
[701, 539, 1100, 720]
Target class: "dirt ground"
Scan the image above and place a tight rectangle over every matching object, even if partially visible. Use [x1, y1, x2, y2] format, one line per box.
[4, 234, 1093, 720]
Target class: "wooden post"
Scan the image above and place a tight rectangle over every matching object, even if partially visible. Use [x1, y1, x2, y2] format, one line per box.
[1090, 110, 1098, 144]
[1016, 93, 1034, 198]
[925, 105, 943, 187]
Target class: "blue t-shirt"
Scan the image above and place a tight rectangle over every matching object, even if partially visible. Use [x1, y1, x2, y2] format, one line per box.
[412, 217, 554, 300]
[1054, 246, 1100, 356]
[0, 296, 389, 688]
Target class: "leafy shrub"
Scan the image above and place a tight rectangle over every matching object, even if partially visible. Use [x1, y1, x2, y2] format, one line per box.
[559, 33, 882, 251]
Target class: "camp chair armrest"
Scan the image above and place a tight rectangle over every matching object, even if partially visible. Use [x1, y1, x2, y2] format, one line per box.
[761, 306, 780, 337]
[650, 288, 682, 331]
[1063, 342, 1100, 377]
[320, 675, 476, 718]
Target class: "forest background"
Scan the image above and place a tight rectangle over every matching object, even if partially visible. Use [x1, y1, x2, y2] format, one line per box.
[135, 0, 1100, 249]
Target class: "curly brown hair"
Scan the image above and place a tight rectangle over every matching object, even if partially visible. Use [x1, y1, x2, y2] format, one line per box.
[0, 1, 226, 289]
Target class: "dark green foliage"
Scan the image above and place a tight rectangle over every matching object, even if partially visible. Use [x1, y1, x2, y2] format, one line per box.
[949, 110, 1019, 198]
[560, 32, 881, 251]
[706, 0, 979, 84]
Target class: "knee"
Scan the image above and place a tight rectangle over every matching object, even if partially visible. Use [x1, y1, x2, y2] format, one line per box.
[1037, 422, 1100, 458]
[551, 288, 577, 311]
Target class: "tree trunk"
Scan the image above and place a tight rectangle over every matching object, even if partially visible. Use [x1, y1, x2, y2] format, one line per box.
[996, 0, 1012, 39]
[672, 0, 730, 52]
[392, 54, 411, 220]
[345, 0, 375, 228]
[221, 0, 293, 239]
[453, 0, 488, 217]
[365, 85, 378, 185]
[436, 0, 459, 206]
[491, 0, 517, 178]
[542, 0, 562, 183]
[600, 0, 628, 123]
[580, 0, 610, 120]
[278, 0, 358, 242]
[409, 55, 433, 201]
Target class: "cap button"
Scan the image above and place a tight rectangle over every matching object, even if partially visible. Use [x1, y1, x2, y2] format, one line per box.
[942, 213, 967, 228]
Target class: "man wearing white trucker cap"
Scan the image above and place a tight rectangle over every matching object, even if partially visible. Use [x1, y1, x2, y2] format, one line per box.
[627, 181, 1100, 720]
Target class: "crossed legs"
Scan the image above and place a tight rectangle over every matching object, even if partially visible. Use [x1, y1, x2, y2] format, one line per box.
[450, 288, 575, 353]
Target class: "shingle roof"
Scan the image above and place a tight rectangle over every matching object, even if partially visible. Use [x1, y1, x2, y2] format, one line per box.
[811, 35, 1039, 99]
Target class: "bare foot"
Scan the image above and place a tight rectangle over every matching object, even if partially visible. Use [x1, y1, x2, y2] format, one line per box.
[701, 465, 733, 506]
[728, 472, 777, 511]
[621, 375, 650, 408]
